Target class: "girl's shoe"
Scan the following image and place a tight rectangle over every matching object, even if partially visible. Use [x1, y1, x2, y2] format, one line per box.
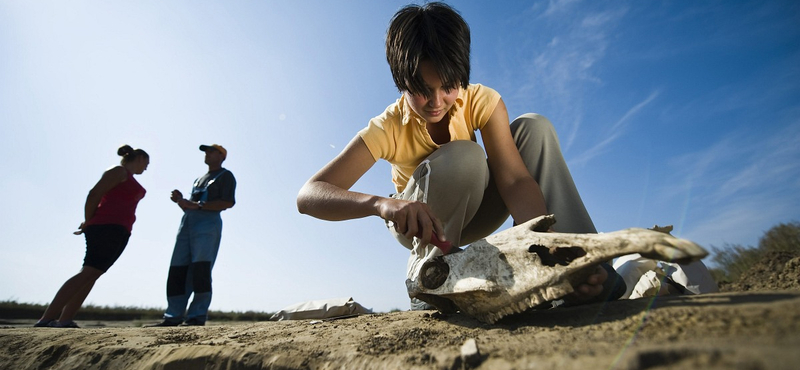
[50, 320, 80, 328]
[33, 319, 56, 327]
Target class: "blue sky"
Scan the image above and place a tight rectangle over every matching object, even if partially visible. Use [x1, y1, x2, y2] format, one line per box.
[1, 0, 798, 314]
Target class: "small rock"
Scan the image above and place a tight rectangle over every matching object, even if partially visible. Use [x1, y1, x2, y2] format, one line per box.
[460, 338, 481, 367]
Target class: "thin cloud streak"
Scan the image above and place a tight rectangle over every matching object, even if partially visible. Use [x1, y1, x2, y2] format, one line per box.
[569, 90, 660, 167]
[668, 120, 800, 203]
[508, 4, 627, 152]
[542, 0, 581, 18]
[683, 195, 789, 249]
[663, 119, 800, 247]
[714, 121, 800, 201]
[611, 91, 660, 132]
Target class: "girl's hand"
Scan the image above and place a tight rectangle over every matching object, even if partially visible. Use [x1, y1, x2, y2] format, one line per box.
[378, 198, 446, 247]
[73, 222, 86, 235]
[566, 265, 608, 302]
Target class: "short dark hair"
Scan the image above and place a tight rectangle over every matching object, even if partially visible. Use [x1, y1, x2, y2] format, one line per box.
[118, 144, 149, 164]
[386, 2, 470, 98]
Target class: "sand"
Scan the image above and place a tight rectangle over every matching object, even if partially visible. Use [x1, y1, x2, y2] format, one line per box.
[2, 255, 799, 369]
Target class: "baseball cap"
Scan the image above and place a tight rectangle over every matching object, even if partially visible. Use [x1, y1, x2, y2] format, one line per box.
[199, 144, 227, 159]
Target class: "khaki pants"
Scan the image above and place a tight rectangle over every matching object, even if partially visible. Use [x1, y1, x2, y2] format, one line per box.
[390, 114, 597, 279]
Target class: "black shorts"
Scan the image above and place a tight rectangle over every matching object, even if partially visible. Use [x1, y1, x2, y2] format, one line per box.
[83, 224, 131, 272]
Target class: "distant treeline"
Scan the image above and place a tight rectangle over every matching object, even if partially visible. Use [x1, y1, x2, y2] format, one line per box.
[0, 300, 274, 322]
[709, 221, 800, 283]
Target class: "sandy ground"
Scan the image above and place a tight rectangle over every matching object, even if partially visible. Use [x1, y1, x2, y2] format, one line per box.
[0, 291, 798, 370]
[2, 255, 799, 369]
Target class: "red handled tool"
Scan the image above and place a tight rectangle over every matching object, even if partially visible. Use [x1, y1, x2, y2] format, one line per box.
[417, 231, 453, 254]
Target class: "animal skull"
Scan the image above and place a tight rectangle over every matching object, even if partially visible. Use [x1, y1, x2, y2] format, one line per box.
[406, 214, 708, 323]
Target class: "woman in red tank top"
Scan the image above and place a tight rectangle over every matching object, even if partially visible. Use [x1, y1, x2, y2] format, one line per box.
[35, 145, 150, 328]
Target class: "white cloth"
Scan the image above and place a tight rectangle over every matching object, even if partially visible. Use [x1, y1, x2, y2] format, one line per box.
[630, 270, 665, 299]
[613, 254, 719, 299]
[270, 297, 373, 321]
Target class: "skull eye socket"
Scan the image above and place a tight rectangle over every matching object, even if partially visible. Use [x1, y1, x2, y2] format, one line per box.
[528, 245, 586, 267]
[420, 256, 450, 289]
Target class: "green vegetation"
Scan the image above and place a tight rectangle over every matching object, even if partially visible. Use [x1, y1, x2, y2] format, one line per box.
[709, 221, 800, 284]
[0, 300, 274, 322]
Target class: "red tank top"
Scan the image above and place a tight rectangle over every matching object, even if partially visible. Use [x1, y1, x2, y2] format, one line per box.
[86, 169, 147, 232]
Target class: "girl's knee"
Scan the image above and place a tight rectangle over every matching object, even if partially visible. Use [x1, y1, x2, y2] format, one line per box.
[511, 113, 556, 135]
[433, 141, 488, 177]
[440, 140, 485, 157]
[408, 140, 488, 195]
[511, 113, 560, 146]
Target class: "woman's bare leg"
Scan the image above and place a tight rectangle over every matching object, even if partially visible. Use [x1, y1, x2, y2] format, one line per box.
[40, 266, 104, 322]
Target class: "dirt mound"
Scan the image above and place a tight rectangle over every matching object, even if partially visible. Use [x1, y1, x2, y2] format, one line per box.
[721, 251, 800, 292]
[4, 252, 800, 369]
[2, 292, 800, 370]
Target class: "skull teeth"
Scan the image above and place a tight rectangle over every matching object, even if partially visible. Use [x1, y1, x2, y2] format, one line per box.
[480, 292, 547, 324]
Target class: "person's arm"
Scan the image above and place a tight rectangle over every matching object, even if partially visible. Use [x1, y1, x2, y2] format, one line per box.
[170, 189, 187, 211]
[297, 135, 445, 246]
[76, 166, 127, 233]
[480, 98, 548, 224]
[171, 185, 235, 212]
[176, 199, 234, 212]
[172, 171, 237, 212]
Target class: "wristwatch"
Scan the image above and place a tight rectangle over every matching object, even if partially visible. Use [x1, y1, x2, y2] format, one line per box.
[198, 201, 205, 210]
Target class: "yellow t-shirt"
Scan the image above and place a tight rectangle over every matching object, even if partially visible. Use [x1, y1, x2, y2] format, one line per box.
[358, 83, 501, 193]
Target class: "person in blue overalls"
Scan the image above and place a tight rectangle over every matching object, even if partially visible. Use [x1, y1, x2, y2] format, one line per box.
[151, 144, 237, 326]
